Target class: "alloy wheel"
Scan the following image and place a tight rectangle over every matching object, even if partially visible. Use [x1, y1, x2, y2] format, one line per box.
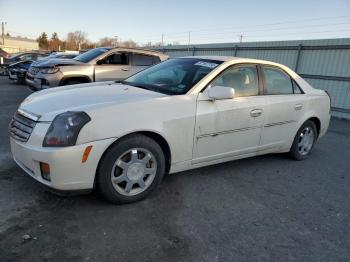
[110, 148, 157, 196]
[298, 127, 315, 155]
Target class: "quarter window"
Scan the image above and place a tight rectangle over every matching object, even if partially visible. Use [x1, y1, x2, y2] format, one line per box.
[292, 80, 302, 94]
[263, 67, 294, 95]
[210, 65, 259, 97]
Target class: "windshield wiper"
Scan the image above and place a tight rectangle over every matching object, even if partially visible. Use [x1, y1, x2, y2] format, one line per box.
[120, 81, 150, 91]
[130, 84, 150, 91]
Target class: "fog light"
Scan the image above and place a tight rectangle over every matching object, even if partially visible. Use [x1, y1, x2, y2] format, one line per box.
[40, 162, 51, 181]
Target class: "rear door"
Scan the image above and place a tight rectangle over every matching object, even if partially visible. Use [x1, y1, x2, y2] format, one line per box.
[259, 65, 306, 150]
[94, 51, 132, 81]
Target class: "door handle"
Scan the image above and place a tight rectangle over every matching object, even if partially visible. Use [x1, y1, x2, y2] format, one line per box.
[250, 109, 263, 117]
[122, 68, 130, 71]
[294, 104, 303, 111]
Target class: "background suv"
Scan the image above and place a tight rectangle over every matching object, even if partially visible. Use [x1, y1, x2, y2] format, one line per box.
[26, 47, 169, 90]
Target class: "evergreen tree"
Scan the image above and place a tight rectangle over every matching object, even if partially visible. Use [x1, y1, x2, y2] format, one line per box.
[37, 32, 48, 50]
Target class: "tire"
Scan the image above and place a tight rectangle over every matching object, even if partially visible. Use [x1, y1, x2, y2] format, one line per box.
[97, 134, 166, 204]
[289, 120, 318, 160]
[63, 80, 83, 86]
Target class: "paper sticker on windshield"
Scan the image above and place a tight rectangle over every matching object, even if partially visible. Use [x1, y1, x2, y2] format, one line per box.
[194, 61, 218, 68]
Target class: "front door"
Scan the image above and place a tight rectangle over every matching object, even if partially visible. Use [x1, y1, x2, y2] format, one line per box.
[94, 52, 132, 81]
[193, 64, 266, 163]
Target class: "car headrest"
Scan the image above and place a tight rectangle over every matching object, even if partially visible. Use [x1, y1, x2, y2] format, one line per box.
[222, 72, 245, 88]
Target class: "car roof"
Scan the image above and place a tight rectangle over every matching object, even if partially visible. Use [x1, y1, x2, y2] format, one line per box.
[99, 46, 168, 57]
[179, 55, 284, 66]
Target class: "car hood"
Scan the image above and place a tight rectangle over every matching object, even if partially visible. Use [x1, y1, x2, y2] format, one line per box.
[31, 57, 51, 66]
[34, 58, 85, 67]
[8, 60, 32, 68]
[19, 82, 167, 121]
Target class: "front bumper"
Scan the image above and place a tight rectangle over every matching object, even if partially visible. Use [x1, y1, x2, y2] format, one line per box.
[25, 71, 62, 90]
[8, 70, 18, 80]
[10, 137, 116, 191]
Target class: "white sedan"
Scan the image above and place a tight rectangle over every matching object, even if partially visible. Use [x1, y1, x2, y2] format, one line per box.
[10, 56, 331, 203]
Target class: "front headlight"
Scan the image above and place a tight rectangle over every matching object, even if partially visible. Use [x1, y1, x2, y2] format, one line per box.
[40, 67, 59, 74]
[43, 111, 91, 147]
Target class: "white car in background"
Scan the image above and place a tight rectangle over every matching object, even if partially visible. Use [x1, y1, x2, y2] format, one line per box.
[10, 56, 330, 204]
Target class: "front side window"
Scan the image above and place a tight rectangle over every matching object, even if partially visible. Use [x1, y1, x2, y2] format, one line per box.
[209, 65, 259, 97]
[133, 54, 157, 66]
[101, 52, 129, 65]
[263, 67, 294, 95]
[123, 58, 222, 95]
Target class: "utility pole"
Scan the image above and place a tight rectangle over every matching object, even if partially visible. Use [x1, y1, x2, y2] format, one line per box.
[1, 22, 7, 46]
[114, 35, 118, 47]
[161, 33, 164, 47]
[239, 34, 243, 43]
[187, 31, 191, 53]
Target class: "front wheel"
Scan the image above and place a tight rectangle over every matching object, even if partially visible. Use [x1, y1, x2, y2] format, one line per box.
[63, 80, 83, 86]
[97, 134, 166, 204]
[289, 120, 317, 160]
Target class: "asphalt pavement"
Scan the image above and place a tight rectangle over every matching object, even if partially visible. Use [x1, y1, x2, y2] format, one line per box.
[0, 76, 349, 262]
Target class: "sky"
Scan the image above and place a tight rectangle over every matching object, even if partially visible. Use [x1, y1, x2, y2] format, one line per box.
[0, 0, 349, 45]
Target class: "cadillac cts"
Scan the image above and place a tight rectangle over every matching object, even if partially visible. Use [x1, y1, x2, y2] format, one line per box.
[10, 56, 331, 203]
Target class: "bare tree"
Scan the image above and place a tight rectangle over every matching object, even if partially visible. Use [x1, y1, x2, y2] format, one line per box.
[98, 37, 114, 47]
[119, 40, 137, 48]
[48, 32, 61, 51]
[66, 31, 88, 50]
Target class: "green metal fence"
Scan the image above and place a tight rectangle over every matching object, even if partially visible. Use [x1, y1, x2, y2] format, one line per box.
[154, 38, 350, 119]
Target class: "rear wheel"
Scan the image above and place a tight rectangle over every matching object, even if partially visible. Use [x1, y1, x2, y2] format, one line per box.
[289, 120, 317, 160]
[97, 134, 166, 204]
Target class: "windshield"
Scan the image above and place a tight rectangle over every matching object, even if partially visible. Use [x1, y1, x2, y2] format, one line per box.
[74, 47, 111, 63]
[10, 52, 23, 59]
[122, 58, 223, 95]
[47, 53, 58, 58]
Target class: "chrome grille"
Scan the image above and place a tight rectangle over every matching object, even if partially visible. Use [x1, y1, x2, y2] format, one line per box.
[9, 112, 36, 142]
[28, 66, 40, 75]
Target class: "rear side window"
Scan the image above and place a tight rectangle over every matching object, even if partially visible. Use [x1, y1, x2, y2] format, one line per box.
[133, 54, 159, 66]
[263, 67, 294, 95]
[20, 54, 34, 61]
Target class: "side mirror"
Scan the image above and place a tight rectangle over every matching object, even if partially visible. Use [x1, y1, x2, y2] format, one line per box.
[96, 60, 104, 65]
[206, 85, 235, 100]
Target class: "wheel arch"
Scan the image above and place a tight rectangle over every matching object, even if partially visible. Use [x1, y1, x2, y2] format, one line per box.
[94, 130, 172, 188]
[307, 116, 321, 137]
[59, 75, 92, 86]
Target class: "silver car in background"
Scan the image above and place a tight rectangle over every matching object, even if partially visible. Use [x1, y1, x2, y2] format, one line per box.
[30, 52, 79, 67]
[26, 47, 169, 90]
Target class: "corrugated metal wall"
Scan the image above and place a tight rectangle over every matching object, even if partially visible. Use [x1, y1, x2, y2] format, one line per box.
[154, 38, 350, 119]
